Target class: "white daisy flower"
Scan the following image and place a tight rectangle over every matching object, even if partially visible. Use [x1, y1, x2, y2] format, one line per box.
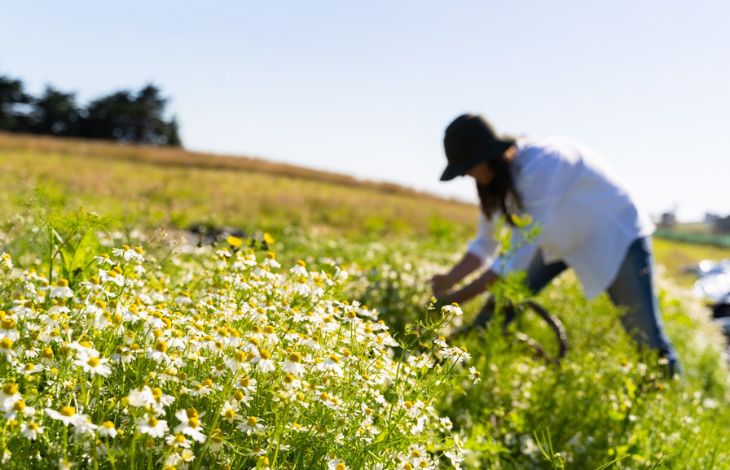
[136, 414, 169, 438]
[173, 408, 206, 443]
[49, 280, 74, 300]
[282, 352, 306, 376]
[127, 386, 155, 408]
[45, 406, 87, 427]
[98, 421, 118, 438]
[237, 415, 265, 435]
[76, 355, 112, 377]
[0, 383, 22, 412]
[20, 421, 43, 441]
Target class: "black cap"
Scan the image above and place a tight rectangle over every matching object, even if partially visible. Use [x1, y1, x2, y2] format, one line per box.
[440, 114, 515, 181]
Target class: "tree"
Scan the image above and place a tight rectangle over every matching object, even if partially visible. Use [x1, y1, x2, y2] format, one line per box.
[0, 70, 182, 147]
[28, 86, 81, 136]
[0, 74, 32, 131]
[82, 84, 181, 146]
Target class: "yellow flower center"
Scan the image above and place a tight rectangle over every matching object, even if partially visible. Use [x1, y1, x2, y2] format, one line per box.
[102, 421, 115, 429]
[155, 340, 168, 353]
[1, 318, 15, 329]
[0, 337, 13, 349]
[288, 352, 302, 363]
[61, 406, 75, 417]
[3, 383, 18, 395]
[13, 400, 25, 411]
[87, 357, 100, 367]
[247, 416, 258, 426]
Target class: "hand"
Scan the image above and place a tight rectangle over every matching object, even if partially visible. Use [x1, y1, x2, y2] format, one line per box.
[430, 273, 454, 297]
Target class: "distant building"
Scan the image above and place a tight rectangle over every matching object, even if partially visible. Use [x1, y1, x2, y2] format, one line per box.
[658, 210, 677, 228]
[715, 215, 730, 234]
[706, 213, 721, 224]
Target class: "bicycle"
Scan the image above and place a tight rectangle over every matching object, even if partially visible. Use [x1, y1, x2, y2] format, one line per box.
[449, 295, 569, 365]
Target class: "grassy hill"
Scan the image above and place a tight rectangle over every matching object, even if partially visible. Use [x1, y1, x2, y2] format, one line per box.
[0, 132, 476, 240]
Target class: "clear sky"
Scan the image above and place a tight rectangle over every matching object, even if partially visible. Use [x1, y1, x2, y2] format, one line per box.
[3, 1, 728, 221]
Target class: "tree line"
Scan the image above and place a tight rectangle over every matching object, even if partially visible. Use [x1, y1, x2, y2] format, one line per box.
[0, 71, 181, 146]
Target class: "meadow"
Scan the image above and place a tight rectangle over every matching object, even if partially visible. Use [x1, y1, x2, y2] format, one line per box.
[0, 132, 728, 469]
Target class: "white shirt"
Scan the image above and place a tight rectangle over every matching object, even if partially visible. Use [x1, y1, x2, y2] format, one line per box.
[466, 135, 654, 299]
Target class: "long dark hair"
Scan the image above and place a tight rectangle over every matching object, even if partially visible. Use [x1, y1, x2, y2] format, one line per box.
[476, 147, 523, 226]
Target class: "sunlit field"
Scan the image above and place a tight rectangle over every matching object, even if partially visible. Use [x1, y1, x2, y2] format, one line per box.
[0, 133, 728, 469]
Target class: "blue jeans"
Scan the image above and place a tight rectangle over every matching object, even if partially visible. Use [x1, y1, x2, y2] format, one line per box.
[481, 236, 680, 375]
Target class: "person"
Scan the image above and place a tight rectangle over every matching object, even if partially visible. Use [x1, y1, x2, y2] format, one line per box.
[431, 113, 680, 376]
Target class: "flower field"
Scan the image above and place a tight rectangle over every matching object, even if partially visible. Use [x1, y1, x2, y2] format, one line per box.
[0, 134, 728, 468]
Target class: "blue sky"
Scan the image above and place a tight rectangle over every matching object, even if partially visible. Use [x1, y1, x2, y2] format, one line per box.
[3, 1, 728, 221]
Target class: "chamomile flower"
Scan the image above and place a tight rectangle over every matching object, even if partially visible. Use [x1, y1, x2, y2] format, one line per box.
[255, 349, 276, 373]
[0, 382, 22, 412]
[468, 366, 481, 384]
[127, 386, 155, 408]
[327, 459, 348, 470]
[100, 268, 125, 287]
[440, 303, 463, 317]
[137, 414, 169, 438]
[317, 354, 344, 376]
[0, 317, 19, 341]
[45, 406, 86, 427]
[98, 421, 118, 438]
[237, 415, 265, 435]
[174, 408, 206, 442]
[49, 280, 74, 300]
[20, 421, 43, 441]
[220, 401, 238, 423]
[165, 433, 192, 449]
[290, 259, 308, 277]
[112, 245, 145, 263]
[148, 339, 170, 362]
[208, 428, 225, 452]
[0, 252, 13, 270]
[262, 252, 281, 269]
[5, 399, 35, 419]
[76, 355, 112, 377]
[282, 351, 306, 376]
